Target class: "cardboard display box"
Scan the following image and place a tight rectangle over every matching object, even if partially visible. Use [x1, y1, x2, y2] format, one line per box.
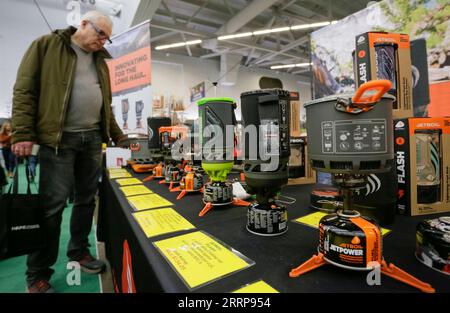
[355, 32, 413, 118]
[394, 117, 450, 216]
[410, 38, 430, 117]
[289, 91, 302, 138]
[288, 137, 316, 185]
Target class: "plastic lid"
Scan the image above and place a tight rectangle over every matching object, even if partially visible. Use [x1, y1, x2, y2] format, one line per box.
[197, 98, 235, 106]
[417, 217, 450, 245]
[240, 89, 290, 97]
[439, 216, 450, 225]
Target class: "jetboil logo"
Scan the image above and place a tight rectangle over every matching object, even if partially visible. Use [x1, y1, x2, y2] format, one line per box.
[365, 174, 381, 196]
[395, 120, 405, 130]
[148, 128, 154, 141]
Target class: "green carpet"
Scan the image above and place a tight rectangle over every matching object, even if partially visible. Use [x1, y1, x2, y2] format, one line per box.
[0, 164, 101, 293]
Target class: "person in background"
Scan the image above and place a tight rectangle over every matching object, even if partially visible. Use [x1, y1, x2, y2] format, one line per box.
[0, 162, 6, 193]
[11, 10, 127, 293]
[0, 123, 5, 170]
[0, 121, 16, 178]
[27, 154, 38, 183]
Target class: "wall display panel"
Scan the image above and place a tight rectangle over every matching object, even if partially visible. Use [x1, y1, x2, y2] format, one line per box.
[311, 0, 449, 115]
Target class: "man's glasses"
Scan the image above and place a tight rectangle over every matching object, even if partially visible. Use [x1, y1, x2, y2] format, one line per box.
[88, 21, 112, 44]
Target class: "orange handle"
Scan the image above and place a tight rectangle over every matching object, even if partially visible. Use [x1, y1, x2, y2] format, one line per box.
[352, 79, 392, 106]
[130, 143, 140, 151]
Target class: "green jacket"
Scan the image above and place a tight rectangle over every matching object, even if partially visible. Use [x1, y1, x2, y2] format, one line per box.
[12, 26, 123, 149]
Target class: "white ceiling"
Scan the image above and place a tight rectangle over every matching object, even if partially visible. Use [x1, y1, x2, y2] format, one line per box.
[0, 0, 374, 117]
[0, 0, 140, 117]
[144, 0, 375, 78]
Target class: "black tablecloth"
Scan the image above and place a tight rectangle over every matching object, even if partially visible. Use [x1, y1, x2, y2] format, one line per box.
[98, 169, 449, 293]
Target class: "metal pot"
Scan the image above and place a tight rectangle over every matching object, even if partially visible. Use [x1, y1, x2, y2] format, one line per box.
[305, 80, 395, 174]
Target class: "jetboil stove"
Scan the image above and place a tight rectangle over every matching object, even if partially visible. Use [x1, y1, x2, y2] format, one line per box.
[240, 89, 291, 236]
[142, 162, 166, 182]
[197, 98, 250, 217]
[170, 165, 205, 200]
[289, 80, 435, 293]
[160, 163, 185, 190]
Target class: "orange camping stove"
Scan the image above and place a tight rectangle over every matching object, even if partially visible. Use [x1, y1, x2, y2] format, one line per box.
[289, 210, 435, 293]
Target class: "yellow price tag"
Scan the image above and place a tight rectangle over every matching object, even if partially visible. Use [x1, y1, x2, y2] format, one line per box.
[153, 231, 253, 289]
[232, 280, 279, 293]
[108, 168, 128, 174]
[116, 178, 142, 186]
[293, 211, 327, 229]
[127, 193, 173, 211]
[133, 208, 195, 238]
[120, 185, 153, 196]
[109, 172, 132, 179]
[293, 212, 391, 236]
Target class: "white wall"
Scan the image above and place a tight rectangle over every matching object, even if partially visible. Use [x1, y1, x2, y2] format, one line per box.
[151, 51, 312, 120]
[0, 0, 140, 118]
[0, 0, 312, 120]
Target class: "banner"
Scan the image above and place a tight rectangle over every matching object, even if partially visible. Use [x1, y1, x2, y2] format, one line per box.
[108, 47, 151, 94]
[105, 20, 152, 135]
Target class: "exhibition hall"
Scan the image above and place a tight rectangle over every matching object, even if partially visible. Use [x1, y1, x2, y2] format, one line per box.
[0, 0, 449, 299]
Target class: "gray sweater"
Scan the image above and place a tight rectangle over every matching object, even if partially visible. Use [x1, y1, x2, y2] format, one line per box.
[63, 42, 103, 132]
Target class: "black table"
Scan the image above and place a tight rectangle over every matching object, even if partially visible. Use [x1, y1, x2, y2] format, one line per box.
[98, 169, 449, 293]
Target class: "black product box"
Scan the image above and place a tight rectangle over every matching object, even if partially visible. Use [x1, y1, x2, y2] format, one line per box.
[355, 32, 413, 118]
[410, 38, 430, 117]
[394, 118, 450, 216]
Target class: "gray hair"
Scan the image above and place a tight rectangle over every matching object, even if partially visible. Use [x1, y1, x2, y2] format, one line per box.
[81, 10, 113, 27]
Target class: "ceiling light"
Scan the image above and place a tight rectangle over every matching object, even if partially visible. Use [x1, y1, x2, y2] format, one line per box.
[252, 27, 291, 36]
[290, 21, 331, 30]
[267, 27, 291, 33]
[271, 64, 297, 69]
[156, 19, 335, 49]
[270, 63, 312, 70]
[218, 32, 253, 40]
[295, 63, 312, 67]
[252, 29, 273, 35]
[155, 40, 202, 50]
[290, 24, 310, 30]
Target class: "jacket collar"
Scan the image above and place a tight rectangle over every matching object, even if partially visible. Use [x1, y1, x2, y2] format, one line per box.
[54, 26, 112, 59]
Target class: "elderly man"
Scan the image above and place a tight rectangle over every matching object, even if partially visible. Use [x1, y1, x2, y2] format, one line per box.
[12, 11, 125, 293]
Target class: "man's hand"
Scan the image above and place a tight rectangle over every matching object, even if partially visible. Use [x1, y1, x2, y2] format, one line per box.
[12, 141, 35, 157]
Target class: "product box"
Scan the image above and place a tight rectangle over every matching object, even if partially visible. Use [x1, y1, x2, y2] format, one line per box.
[288, 137, 316, 185]
[410, 38, 430, 117]
[355, 32, 413, 118]
[394, 118, 450, 216]
[289, 91, 302, 138]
